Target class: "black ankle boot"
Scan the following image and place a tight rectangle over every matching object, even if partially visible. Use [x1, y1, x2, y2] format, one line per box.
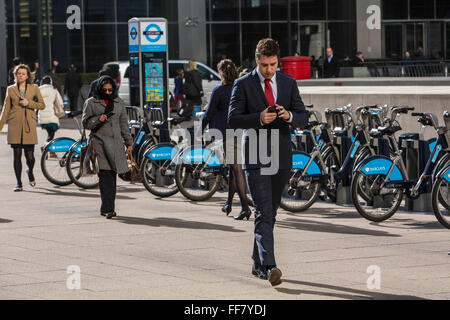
[234, 208, 252, 221]
[221, 202, 232, 216]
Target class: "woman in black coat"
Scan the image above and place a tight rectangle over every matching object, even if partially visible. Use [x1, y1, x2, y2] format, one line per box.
[183, 60, 204, 107]
[198, 59, 251, 220]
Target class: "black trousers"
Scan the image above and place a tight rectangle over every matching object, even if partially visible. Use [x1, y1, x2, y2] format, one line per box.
[245, 168, 291, 268]
[98, 170, 117, 214]
[68, 94, 78, 112]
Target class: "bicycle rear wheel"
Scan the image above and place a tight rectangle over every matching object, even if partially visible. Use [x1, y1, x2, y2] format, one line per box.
[351, 171, 402, 222]
[41, 148, 72, 186]
[65, 144, 99, 189]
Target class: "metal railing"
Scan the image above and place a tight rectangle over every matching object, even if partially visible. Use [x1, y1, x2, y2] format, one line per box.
[338, 60, 450, 78]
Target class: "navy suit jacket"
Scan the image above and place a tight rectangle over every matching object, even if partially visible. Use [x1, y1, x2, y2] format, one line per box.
[228, 69, 308, 170]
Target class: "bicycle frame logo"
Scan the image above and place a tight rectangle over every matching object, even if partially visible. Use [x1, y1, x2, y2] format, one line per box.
[364, 166, 386, 173]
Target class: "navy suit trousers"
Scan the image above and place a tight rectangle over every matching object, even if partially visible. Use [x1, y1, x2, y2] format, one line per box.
[245, 168, 290, 268]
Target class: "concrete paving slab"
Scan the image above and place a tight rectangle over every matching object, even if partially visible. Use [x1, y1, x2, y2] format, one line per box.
[1, 126, 450, 300]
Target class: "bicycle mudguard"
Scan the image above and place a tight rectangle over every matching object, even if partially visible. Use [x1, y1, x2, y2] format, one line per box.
[45, 137, 77, 153]
[433, 152, 450, 181]
[69, 140, 87, 155]
[292, 151, 322, 175]
[356, 155, 404, 181]
[181, 147, 222, 167]
[144, 143, 177, 161]
[436, 163, 450, 182]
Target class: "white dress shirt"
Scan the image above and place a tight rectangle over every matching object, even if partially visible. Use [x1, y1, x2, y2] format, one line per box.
[256, 68, 293, 124]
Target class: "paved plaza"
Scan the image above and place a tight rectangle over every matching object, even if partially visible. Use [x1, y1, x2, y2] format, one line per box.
[0, 125, 450, 300]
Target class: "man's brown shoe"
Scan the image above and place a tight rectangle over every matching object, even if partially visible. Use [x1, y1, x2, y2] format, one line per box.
[268, 267, 282, 286]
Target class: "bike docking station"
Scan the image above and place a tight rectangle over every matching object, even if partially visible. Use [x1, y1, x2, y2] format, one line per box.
[398, 129, 434, 213]
[325, 107, 354, 206]
[128, 17, 170, 141]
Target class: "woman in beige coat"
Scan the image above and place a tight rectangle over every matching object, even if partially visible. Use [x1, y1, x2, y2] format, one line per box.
[0, 64, 45, 191]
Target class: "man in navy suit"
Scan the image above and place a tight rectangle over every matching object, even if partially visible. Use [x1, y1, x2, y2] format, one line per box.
[228, 38, 308, 286]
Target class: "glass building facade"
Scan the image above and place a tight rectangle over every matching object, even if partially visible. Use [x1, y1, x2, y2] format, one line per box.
[2, 0, 179, 73]
[1, 0, 450, 78]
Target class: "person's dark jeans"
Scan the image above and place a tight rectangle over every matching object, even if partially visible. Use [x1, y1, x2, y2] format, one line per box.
[98, 170, 117, 214]
[68, 94, 78, 112]
[245, 168, 291, 268]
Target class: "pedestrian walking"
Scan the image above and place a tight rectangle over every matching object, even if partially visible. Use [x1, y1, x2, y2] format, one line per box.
[0, 64, 45, 191]
[64, 64, 82, 112]
[82, 76, 133, 219]
[323, 47, 340, 78]
[228, 38, 308, 286]
[32, 61, 42, 84]
[183, 60, 204, 115]
[173, 68, 184, 110]
[197, 59, 251, 220]
[38, 76, 64, 149]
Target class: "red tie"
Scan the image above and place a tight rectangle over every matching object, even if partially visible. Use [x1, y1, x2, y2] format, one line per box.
[264, 79, 275, 106]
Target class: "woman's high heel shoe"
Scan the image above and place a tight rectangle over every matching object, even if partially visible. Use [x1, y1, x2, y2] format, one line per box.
[234, 208, 252, 221]
[27, 169, 36, 187]
[221, 202, 232, 216]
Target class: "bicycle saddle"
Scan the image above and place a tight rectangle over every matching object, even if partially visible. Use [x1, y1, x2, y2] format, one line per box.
[378, 125, 402, 135]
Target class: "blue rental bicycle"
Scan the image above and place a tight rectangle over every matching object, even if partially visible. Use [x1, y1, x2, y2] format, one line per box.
[64, 105, 162, 189]
[352, 110, 450, 222]
[279, 104, 394, 212]
[140, 114, 193, 197]
[40, 110, 85, 186]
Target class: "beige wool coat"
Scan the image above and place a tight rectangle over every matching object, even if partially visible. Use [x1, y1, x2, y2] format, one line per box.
[0, 84, 45, 145]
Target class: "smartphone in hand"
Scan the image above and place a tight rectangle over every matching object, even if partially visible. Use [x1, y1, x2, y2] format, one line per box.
[268, 106, 277, 113]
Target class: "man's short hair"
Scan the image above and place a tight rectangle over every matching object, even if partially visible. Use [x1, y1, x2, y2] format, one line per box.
[255, 38, 280, 59]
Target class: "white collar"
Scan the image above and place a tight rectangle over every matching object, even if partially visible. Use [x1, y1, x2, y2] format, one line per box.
[256, 68, 276, 84]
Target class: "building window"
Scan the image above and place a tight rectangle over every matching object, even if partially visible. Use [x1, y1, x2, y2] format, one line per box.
[436, 0, 450, 19]
[409, 0, 434, 19]
[208, 23, 240, 67]
[299, 0, 325, 20]
[242, 23, 270, 68]
[83, 0, 115, 23]
[270, 0, 288, 21]
[327, 0, 355, 21]
[382, 0, 408, 20]
[327, 22, 356, 58]
[84, 24, 116, 72]
[50, 25, 83, 72]
[116, 0, 148, 22]
[241, 0, 269, 21]
[207, 0, 239, 21]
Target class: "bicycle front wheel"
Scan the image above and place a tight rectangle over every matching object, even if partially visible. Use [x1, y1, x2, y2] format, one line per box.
[175, 163, 222, 201]
[280, 170, 321, 212]
[351, 171, 403, 222]
[141, 157, 179, 197]
[432, 176, 450, 229]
